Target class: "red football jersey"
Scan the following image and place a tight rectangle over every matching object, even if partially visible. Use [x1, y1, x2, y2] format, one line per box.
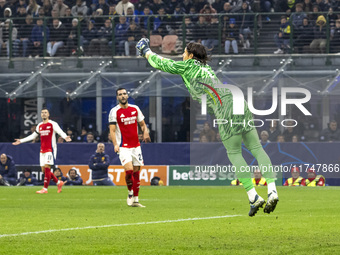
[109, 104, 144, 148]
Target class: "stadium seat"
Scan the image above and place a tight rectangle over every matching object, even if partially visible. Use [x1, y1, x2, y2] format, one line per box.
[150, 35, 163, 54]
[162, 35, 178, 54]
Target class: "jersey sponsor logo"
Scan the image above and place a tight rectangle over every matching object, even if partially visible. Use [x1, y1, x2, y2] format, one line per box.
[40, 130, 51, 136]
[121, 116, 137, 125]
[120, 114, 125, 117]
[131, 111, 136, 115]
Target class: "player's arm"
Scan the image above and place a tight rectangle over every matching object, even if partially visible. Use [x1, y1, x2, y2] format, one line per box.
[283, 180, 289, 186]
[52, 122, 71, 142]
[12, 132, 39, 145]
[109, 123, 119, 153]
[138, 120, 151, 143]
[88, 155, 98, 170]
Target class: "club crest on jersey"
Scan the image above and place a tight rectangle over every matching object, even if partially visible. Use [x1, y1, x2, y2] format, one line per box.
[131, 111, 136, 115]
[47, 126, 51, 129]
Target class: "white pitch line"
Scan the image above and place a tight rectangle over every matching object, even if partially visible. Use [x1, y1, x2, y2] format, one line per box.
[0, 215, 241, 238]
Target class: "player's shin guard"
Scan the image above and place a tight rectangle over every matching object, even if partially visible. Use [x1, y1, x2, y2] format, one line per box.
[132, 171, 140, 197]
[125, 170, 133, 191]
[44, 167, 51, 189]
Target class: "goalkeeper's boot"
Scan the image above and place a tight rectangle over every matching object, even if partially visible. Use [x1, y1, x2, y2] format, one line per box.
[127, 191, 134, 206]
[57, 181, 64, 193]
[248, 194, 265, 217]
[36, 189, 48, 194]
[131, 202, 146, 208]
[264, 191, 279, 214]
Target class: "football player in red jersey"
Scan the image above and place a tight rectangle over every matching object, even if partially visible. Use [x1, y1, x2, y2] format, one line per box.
[13, 108, 71, 193]
[109, 88, 151, 207]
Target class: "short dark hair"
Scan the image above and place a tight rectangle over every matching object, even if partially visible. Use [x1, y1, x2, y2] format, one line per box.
[68, 168, 77, 175]
[186, 42, 209, 65]
[116, 88, 127, 96]
[41, 107, 49, 112]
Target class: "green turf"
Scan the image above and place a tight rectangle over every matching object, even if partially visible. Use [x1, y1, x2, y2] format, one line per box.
[0, 186, 339, 255]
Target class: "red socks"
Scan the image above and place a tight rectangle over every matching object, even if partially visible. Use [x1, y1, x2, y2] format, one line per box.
[43, 167, 51, 189]
[132, 171, 140, 197]
[51, 172, 58, 183]
[125, 170, 133, 191]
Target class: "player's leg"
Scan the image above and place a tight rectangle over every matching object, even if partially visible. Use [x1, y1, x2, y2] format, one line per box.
[223, 133, 265, 216]
[130, 147, 145, 208]
[123, 161, 134, 206]
[242, 129, 279, 213]
[36, 153, 48, 194]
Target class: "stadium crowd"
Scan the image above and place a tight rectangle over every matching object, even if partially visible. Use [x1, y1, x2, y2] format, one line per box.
[1, 0, 340, 57]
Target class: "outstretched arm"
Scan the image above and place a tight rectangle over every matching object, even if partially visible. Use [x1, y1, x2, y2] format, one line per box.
[13, 132, 38, 145]
[136, 38, 186, 75]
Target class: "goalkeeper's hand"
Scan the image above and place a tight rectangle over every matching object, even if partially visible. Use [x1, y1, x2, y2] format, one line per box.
[136, 38, 151, 57]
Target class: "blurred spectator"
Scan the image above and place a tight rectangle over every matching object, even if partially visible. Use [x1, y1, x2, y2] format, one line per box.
[3, 7, 12, 20]
[72, 0, 88, 17]
[188, 6, 198, 23]
[276, 0, 295, 13]
[92, 8, 105, 28]
[330, 19, 340, 53]
[80, 126, 88, 141]
[266, 120, 281, 142]
[26, 0, 40, 17]
[16, 7, 27, 26]
[86, 132, 97, 143]
[125, 21, 141, 56]
[224, 18, 239, 54]
[181, 0, 192, 13]
[277, 135, 285, 142]
[252, 168, 267, 186]
[310, 15, 327, 53]
[47, 18, 67, 57]
[66, 18, 84, 55]
[328, 7, 337, 36]
[153, 7, 173, 36]
[194, 15, 208, 44]
[305, 168, 325, 186]
[199, 122, 216, 142]
[135, 0, 148, 14]
[294, 17, 314, 53]
[283, 167, 305, 186]
[0, 19, 17, 57]
[0, 153, 17, 186]
[57, 136, 64, 143]
[38, 8, 45, 17]
[89, 19, 112, 56]
[283, 122, 298, 142]
[303, 0, 313, 13]
[126, 7, 138, 24]
[63, 8, 73, 30]
[15, 0, 27, 16]
[96, 0, 110, 15]
[114, 15, 129, 55]
[216, 132, 222, 142]
[0, 0, 8, 20]
[309, 5, 320, 25]
[83, 20, 98, 55]
[316, 0, 330, 12]
[199, 134, 209, 143]
[52, 0, 69, 17]
[42, 0, 52, 16]
[116, 0, 134, 15]
[212, 0, 224, 13]
[171, 4, 184, 30]
[31, 17, 50, 57]
[17, 169, 38, 186]
[290, 3, 307, 32]
[274, 16, 290, 54]
[139, 6, 153, 35]
[292, 135, 299, 142]
[260, 130, 270, 143]
[320, 120, 340, 142]
[195, 0, 209, 13]
[64, 168, 83, 185]
[231, 178, 242, 185]
[176, 16, 195, 52]
[49, 167, 67, 185]
[89, 143, 115, 186]
[149, 0, 166, 14]
[66, 128, 77, 141]
[237, 2, 252, 49]
[202, 15, 219, 54]
[199, 3, 217, 23]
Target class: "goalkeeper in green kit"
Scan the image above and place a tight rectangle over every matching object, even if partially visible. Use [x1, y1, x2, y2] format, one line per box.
[136, 38, 279, 216]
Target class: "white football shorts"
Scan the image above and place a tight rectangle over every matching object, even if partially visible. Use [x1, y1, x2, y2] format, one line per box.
[40, 152, 54, 166]
[119, 146, 144, 166]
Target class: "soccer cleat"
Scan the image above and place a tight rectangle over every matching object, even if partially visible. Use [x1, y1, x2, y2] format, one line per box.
[131, 202, 146, 208]
[264, 191, 279, 214]
[36, 189, 48, 194]
[57, 181, 64, 193]
[248, 194, 265, 217]
[127, 194, 134, 206]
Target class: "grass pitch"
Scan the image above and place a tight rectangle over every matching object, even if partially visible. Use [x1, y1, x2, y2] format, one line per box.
[0, 186, 339, 255]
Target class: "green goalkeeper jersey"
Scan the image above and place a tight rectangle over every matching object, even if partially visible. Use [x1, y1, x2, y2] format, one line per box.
[148, 54, 254, 141]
